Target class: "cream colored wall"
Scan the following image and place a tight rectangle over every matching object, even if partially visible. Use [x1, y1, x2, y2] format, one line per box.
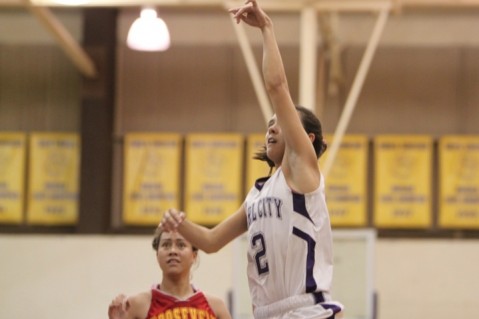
[375, 239, 479, 319]
[1, 235, 478, 319]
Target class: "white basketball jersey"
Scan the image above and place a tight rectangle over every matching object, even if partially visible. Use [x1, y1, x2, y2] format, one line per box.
[244, 168, 334, 308]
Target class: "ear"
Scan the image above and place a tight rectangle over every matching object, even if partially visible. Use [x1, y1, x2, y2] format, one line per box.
[191, 250, 200, 268]
[308, 133, 316, 143]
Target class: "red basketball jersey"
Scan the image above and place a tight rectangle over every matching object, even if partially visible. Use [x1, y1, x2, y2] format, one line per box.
[146, 286, 217, 319]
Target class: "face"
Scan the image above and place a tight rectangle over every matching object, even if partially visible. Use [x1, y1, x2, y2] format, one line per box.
[265, 115, 285, 165]
[156, 231, 197, 277]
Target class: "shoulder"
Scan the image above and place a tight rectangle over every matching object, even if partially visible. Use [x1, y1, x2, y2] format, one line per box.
[203, 293, 231, 319]
[203, 292, 225, 308]
[126, 291, 152, 319]
[129, 290, 152, 302]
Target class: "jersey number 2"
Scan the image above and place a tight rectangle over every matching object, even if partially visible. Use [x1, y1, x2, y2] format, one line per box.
[251, 233, 269, 275]
[251, 228, 316, 291]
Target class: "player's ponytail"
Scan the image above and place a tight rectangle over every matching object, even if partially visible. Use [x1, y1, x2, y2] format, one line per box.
[296, 105, 327, 159]
[253, 145, 275, 176]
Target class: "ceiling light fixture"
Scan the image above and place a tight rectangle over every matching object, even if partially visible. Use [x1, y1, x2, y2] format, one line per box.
[127, 7, 170, 52]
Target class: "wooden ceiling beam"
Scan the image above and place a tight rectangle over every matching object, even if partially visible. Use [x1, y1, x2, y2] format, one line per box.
[22, 0, 97, 78]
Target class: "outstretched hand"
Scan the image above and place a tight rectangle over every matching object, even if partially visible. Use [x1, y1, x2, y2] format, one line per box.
[228, 0, 269, 28]
[158, 208, 186, 232]
[108, 294, 130, 319]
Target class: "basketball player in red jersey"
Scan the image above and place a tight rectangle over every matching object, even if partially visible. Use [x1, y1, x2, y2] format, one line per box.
[108, 229, 231, 319]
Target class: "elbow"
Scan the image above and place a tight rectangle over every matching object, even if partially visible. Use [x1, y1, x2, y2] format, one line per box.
[265, 77, 288, 95]
[201, 246, 220, 254]
[199, 238, 222, 254]
[205, 239, 223, 253]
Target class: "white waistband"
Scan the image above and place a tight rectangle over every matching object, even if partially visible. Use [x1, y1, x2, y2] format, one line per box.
[253, 293, 319, 319]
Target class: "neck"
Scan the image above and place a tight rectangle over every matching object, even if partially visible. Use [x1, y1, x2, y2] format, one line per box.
[159, 276, 194, 300]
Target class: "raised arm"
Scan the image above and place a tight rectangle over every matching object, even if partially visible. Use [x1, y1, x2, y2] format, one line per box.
[160, 206, 247, 253]
[230, 0, 320, 192]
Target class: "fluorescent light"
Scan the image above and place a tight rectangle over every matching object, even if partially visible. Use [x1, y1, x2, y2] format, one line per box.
[127, 7, 170, 52]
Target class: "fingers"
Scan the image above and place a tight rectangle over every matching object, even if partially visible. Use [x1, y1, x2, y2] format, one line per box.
[228, 8, 245, 24]
[159, 208, 185, 232]
[123, 298, 131, 311]
[228, 0, 255, 23]
[228, 0, 267, 27]
[108, 294, 127, 318]
[111, 294, 126, 306]
[246, 0, 257, 8]
[109, 295, 121, 306]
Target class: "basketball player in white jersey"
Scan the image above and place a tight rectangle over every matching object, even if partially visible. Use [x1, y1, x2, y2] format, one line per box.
[160, 1, 343, 318]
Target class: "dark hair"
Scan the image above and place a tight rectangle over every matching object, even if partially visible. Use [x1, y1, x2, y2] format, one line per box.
[253, 105, 327, 170]
[152, 228, 199, 252]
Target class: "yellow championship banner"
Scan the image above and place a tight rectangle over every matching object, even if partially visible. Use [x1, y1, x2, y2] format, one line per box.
[439, 136, 479, 228]
[374, 135, 432, 228]
[319, 135, 368, 227]
[0, 133, 26, 224]
[185, 134, 243, 225]
[27, 133, 80, 225]
[122, 133, 181, 225]
[245, 134, 271, 194]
